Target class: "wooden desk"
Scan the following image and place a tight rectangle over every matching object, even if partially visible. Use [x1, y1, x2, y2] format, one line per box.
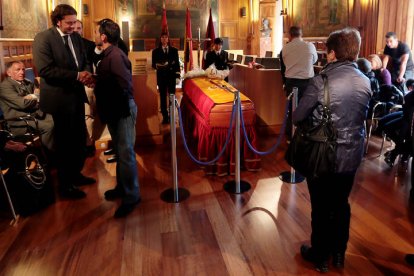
[228, 64, 286, 135]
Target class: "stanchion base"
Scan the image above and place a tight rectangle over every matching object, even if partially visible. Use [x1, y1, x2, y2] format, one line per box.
[160, 188, 190, 203]
[279, 171, 305, 184]
[223, 180, 251, 194]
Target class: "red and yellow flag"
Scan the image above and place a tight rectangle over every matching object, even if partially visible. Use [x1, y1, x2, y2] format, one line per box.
[184, 8, 193, 72]
[202, 8, 215, 69]
[161, 5, 169, 36]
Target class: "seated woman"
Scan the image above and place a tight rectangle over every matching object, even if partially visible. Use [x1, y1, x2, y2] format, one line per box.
[357, 58, 380, 95]
[367, 54, 392, 86]
[380, 79, 414, 166]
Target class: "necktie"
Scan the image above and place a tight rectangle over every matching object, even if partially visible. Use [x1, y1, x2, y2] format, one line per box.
[63, 35, 70, 51]
[63, 35, 77, 67]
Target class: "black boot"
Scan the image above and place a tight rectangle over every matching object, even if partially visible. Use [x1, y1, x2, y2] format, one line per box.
[300, 245, 329, 273]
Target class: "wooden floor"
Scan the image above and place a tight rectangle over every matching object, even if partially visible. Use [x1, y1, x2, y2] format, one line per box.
[1, 133, 414, 276]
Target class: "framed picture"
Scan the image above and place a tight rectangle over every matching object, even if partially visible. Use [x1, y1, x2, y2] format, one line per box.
[2, 0, 48, 38]
[292, 0, 348, 37]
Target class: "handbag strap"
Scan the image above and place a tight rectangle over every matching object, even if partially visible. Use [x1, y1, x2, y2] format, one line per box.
[322, 74, 330, 106]
[321, 74, 332, 120]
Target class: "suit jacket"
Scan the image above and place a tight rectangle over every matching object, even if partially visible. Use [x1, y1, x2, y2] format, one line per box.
[152, 46, 180, 85]
[205, 50, 229, 70]
[0, 77, 38, 120]
[33, 27, 90, 114]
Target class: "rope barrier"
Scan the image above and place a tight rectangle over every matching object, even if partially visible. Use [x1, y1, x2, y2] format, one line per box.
[176, 98, 236, 166]
[240, 99, 290, 155]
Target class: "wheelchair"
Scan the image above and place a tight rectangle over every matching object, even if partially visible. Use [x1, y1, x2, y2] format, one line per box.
[0, 115, 54, 222]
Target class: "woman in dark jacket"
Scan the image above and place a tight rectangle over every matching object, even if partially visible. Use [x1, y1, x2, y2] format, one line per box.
[293, 28, 372, 273]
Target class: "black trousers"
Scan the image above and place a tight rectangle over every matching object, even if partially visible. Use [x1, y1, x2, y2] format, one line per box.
[158, 78, 176, 120]
[285, 78, 311, 138]
[306, 172, 356, 261]
[52, 100, 87, 188]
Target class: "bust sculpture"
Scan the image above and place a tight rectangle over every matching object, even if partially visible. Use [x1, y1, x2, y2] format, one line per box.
[260, 18, 272, 37]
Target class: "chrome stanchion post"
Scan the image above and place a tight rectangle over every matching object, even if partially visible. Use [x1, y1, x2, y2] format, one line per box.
[160, 94, 190, 203]
[224, 90, 251, 194]
[0, 166, 19, 225]
[279, 87, 305, 184]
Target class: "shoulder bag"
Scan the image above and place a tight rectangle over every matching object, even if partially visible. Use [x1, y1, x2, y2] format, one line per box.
[285, 75, 337, 179]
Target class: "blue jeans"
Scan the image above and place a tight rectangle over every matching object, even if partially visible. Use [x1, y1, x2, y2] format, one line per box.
[107, 99, 140, 204]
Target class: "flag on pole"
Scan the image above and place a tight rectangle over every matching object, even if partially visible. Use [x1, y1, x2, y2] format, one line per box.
[161, 3, 169, 36]
[202, 8, 215, 69]
[184, 8, 193, 72]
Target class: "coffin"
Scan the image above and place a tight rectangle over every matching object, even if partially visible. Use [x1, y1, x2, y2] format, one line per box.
[180, 77, 261, 176]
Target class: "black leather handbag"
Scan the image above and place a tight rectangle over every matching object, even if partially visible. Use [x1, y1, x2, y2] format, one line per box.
[285, 75, 337, 179]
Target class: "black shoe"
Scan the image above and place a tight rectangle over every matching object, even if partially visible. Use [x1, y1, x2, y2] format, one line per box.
[162, 118, 170, 124]
[384, 150, 397, 167]
[106, 155, 117, 163]
[104, 148, 115, 155]
[104, 188, 124, 200]
[406, 254, 414, 265]
[60, 186, 86, 199]
[77, 174, 96, 186]
[332, 252, 345, 268]
[114, 198, 141, 218]
[86, 145, 96, 157]
[300, 245, 329, 273]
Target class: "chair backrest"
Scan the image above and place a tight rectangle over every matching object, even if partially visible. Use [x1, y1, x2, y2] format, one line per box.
[221, 37, 230, 50]
[244, 56, 254, 65]
[25, 68, 35, 83]
[261, 57, 280, 69]
[229, 52, 234, 61]
[265, 51, 273, 57]
[236, 54, 243, 63]
[255, 57, 263, 64]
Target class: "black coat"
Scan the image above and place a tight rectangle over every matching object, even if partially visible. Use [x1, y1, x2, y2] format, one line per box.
[152, 46, 180, 85]
[205, 50, 229, 70]
[293, 61, 372, 173]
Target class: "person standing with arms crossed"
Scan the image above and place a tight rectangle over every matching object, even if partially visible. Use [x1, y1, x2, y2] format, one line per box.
[33, 4, 95, 199]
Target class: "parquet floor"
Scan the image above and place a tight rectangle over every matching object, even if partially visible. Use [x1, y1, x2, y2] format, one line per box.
[0, 134, 414, 276]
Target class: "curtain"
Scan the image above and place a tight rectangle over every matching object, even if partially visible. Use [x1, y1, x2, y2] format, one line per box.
[348, 0, 380, 57]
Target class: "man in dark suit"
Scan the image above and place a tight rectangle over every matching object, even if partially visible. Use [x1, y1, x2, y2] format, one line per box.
[151, 32, 180, 124]
[0, 61, 54, 151]
[33, 4, 95, 199]
[205, 37, 229, 70]
[205, 37, 230, 81]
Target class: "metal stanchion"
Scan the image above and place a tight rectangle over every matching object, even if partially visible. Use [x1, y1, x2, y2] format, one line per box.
[224, 91, 251, 193]
[0, 166, 19, 225]
[279, 87, 305, 184]
[160, 94, 190, 203]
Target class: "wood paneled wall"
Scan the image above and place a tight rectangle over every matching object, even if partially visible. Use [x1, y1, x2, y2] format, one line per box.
[82, 0, 115, 40]
[376, 0, 414, 54]
[80, 0, 414, 57]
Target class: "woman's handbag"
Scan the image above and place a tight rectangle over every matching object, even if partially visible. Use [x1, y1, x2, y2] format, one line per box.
[285, 75, 337, 179]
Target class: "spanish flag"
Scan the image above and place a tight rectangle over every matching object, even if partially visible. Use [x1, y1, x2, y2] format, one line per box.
[202, 8, 216, 69]
[184, 8, 193, 72]
[161, 4, 169, 36]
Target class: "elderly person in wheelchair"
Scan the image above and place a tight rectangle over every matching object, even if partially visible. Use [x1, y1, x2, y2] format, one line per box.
[378, 79, 414, 167]
[0, 61, 54, 152]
